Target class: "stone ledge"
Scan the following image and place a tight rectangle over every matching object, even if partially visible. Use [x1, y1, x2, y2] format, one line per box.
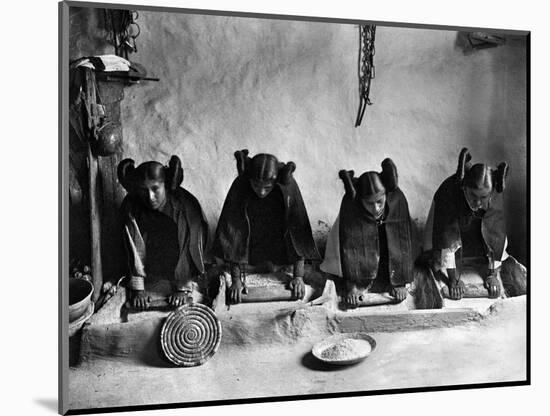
[75, 287, 521, 367]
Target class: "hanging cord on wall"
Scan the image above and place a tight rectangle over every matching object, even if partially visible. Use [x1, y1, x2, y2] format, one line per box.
[104, 9, 141, 59]
[355, 25, 376, 127]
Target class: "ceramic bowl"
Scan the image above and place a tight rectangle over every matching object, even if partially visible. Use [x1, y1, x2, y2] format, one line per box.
[312, 332, 376, 365]
[69, 278, 94, 322]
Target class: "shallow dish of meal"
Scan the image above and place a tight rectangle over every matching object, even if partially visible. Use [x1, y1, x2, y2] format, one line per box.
[312, 332, 376, 365]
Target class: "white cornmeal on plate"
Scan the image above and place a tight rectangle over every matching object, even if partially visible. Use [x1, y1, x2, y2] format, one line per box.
[320, 338, 372, 361]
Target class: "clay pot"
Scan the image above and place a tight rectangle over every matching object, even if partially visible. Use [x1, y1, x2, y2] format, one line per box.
[94, 122, 122, 156]
[69, 278, 94, 322]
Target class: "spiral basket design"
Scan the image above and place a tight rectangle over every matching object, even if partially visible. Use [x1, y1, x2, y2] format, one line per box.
[160, 303, 222, 367]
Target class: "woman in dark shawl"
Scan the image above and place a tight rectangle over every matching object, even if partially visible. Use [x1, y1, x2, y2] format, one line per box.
[212, 149, 320, 304]
[321, 159, 414, 307]
[422, 148, 525, 300]
[118, 155, 208, 309]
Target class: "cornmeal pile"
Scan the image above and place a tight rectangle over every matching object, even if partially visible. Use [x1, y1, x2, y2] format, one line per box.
[244, 274, 288, 287]
[320, 338, 372, 361]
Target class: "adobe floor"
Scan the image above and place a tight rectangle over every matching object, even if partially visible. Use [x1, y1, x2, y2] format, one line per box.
[68, 295, 526, 412]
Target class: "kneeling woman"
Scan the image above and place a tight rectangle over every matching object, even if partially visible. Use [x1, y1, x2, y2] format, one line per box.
[423, 148, 510, 300]
[118, 156, 208, 309]
[212, 150, 320, 303]
[321, 159, 414, 307]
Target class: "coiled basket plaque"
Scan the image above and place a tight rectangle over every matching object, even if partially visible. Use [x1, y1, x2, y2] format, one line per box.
[160, 303, 222, 367]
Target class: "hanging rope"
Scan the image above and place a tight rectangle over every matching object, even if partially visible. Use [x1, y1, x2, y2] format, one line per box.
[355, 25, 376, 127]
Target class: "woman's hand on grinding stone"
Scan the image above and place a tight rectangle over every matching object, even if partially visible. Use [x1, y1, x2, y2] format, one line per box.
[169, 290, 192, 307]
[289, 276, 305, 300]
[132, 290, 151, 310]
[346, 282, 361, 308]
[449, 278, 465, 300]
[229, 278, 243, 304]
[485, 275, 501, 298]
[390, 285, 408, 302]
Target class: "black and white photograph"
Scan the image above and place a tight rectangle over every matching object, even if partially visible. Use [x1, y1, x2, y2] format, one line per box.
[59, 1, 529, 414]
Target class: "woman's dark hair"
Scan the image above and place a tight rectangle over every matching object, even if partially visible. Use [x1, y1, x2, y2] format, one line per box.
[456, 148, 472, 182]
[234, 149, 296, 185]
[494, 162, 509, 193]
[117, 155, 184, 193]
[380, 158, 398, 192]
[456, 148, 509, 193]
[339, 158, 398, 199]
[249, 154, 279, 182]
[463, 163, 493, 190]
[357, 171, 386, 198]
[135, 161, 166, 182]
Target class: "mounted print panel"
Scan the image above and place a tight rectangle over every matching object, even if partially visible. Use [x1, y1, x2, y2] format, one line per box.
[59, 1, 529, 414]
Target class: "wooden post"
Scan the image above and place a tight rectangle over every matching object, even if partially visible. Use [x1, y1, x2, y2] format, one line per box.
[88, 143, 103, 302]
[96, 80, 125, 282]
[83, 67, 104, 302]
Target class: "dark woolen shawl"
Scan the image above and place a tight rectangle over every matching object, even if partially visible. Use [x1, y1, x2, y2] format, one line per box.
[432, 174, 506, 266]
[339, 188, 414, 286]
[121, 187, 209, 274]
[338, 160, 414, 286]
[432, 148, 508, 268]
[212, 151, 320, 264]
[118, 156, 208, 275]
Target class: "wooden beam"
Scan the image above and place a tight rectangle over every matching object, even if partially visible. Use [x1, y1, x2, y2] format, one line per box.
[88, 142, 102, 302]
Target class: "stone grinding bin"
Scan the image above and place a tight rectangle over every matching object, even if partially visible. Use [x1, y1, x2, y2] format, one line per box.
[75, 269, 510, 367]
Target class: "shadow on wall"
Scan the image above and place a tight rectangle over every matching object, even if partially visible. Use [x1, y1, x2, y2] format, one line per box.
[313, 220, 331, 258]
[411, 218, 424, 255]
[486, 36, 527, 264]
[453, 32, 527, 265]
[69, 7, 112, 60]
[455, 31, 476, 55]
